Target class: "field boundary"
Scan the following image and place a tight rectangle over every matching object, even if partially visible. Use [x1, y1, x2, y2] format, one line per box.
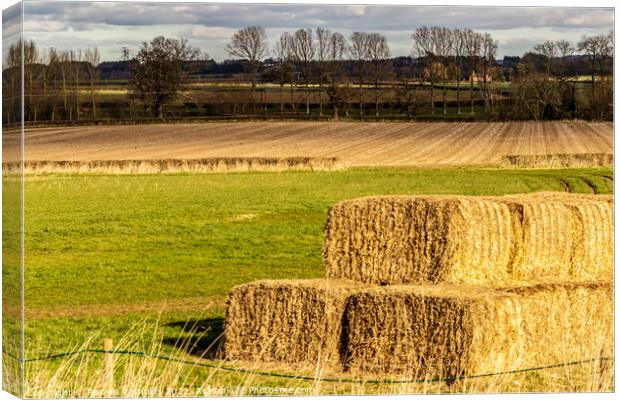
[502, 153, 613, 168]
[3, 157, 344, 175]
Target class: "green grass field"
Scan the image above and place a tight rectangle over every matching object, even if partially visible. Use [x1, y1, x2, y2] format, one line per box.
[21, 167, 612, 346]
[7, 166, 613, 395]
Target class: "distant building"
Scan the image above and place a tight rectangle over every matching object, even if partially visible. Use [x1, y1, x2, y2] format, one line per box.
[468, 72, 492, 83]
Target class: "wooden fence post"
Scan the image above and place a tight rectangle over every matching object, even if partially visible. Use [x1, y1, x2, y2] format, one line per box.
[104, 338, 115, 392]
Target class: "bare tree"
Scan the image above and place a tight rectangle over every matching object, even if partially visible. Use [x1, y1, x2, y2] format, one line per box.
[366, 32, 391, 116]
[533, 40, 556, 78]
[315, 27, 331, 116]
[349, 31, 369, 116]
[578, 33, 613, 96]
[226, 26, 269, 114]
[84, 48, 100, 120]
[69, 49, 82, 121]
[273, 34, 292, 114]
[412, 26, 438, 114]
[129, 36, 201, 119]
[555, 40, 574, 78]
[513, 63, 561, 121]
[279, 32, 299, 113]
[3, 43, 21, 124]
[463, 29, 482, 115]
[480, 33, 497, 113]
[453, 29, 466, 114]
[325, 31, 348, 119]
[23, 40, 40, 121]
[431, 27, 453, 115]
[287, 28, 316, 115]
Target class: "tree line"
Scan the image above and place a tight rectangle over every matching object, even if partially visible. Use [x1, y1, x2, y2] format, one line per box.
[2, 27, 613, 124]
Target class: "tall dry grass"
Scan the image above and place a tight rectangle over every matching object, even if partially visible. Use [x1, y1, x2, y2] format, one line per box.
[503, 153, 613, 168]
[14, 316, 613, 397]
[2, 157, 343, 175]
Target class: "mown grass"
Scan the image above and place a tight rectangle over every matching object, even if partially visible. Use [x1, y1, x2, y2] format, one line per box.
[10, 166, 613, 395]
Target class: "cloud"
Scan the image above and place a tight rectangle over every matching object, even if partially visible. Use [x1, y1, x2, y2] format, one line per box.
[19, 2, 614, 61]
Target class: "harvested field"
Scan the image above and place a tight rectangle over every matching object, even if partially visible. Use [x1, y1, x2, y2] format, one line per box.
[324, 194, 613, 285]
[3, 157, 341, 175]
[224, 279, 363, 368]
[503, 153, 613, 168]
[343, 281, 613, 378]
[13, 121, 612, 167]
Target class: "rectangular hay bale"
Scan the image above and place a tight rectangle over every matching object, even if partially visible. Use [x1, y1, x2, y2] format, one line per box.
[343, 281, 613, 378]
[324, 195, 612, 284]
[224, 279, 363, 367]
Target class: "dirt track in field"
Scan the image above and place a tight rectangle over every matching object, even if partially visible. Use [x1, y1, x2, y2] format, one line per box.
[14, 121, 613, 167]
[3, 297, 227, 320]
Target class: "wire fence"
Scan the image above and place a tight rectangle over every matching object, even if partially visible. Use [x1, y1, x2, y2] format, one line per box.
[2, 348, 613, 385]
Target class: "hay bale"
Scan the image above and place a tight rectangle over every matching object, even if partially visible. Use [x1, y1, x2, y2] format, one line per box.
[343, 281, 613, 378]
[324, 195, 612, 285]
[498, 193, 613, 280]
[224, 279, 363, 367]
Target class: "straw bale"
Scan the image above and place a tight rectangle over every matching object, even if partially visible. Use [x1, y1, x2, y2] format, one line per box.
[224, 279, 363, 367]
[324, 195, 612, 284]
[343, 281, 613, 378]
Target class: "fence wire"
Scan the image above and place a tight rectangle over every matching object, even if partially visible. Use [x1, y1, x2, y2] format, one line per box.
[2, 348, 613, 385]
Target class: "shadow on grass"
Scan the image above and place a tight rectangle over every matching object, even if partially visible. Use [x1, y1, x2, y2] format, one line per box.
[163, 317, 224, 359]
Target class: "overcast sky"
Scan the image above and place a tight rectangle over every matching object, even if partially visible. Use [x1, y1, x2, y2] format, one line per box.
[14, 2, 615, 62]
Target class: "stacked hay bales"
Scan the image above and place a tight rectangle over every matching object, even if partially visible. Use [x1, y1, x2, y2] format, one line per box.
[224, 192, 613, 379]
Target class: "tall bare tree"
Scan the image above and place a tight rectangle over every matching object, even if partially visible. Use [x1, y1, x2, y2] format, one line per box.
[325, 32, 348, 119]
[226, 26, 269, 114]
[129, 36, 201, 119]
[69, 49, 82, 121]
[273, 34, 292, 114]
[578, 33, 613, 96]
[315, 27, 331, 116]
[366, 32, 391, 116]
[412, 26, 438, 114]
[23, 41, 40, 121]
[555, 40, 574, 78]
[453, 29, 466, 114]
[463, 29, 482, 115]
[3, 43, 21, 124]
[553, 40, 577, 118]
[287, 29, 316, 115]
[84, 48, 100, 120]
[480, 33, 497, 113]
[431, 27, 453, 115]
[533, 40, 556, 79]
[349, 32, 369, 116]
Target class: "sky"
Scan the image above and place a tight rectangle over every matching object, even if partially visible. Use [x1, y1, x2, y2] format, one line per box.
[9, 1, 615, 62]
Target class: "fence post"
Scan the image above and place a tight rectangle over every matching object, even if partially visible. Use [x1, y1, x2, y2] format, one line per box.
[104, 338, 115, 392]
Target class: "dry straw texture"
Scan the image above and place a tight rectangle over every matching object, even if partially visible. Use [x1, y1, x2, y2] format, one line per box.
[224, 279, 363, 368]
[503, 153, 613, 168]
[324, 194, 612, 285]
[3, 157, 342, 175]
[343, 281, 613, 378]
